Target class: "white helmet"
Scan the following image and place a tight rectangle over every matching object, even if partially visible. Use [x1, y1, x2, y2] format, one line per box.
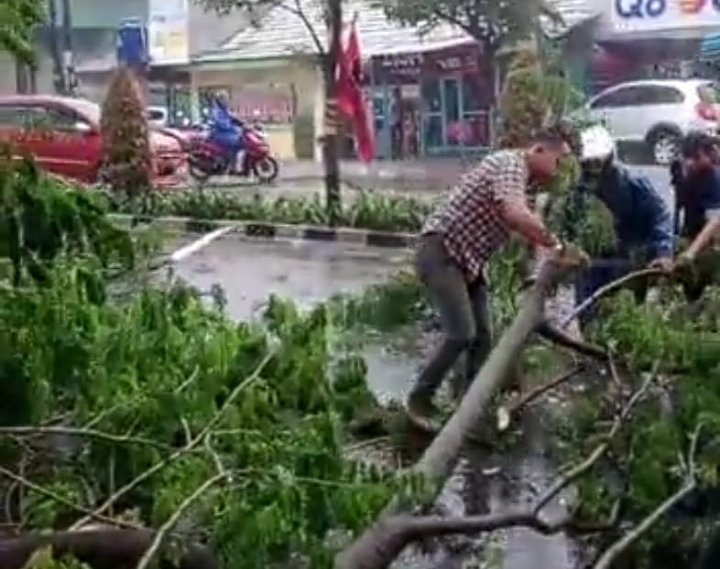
[579, 124, 616, 162]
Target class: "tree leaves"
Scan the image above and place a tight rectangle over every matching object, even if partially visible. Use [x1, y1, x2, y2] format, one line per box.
[376, 0, 561, 53]
[0, 0, 44, 63]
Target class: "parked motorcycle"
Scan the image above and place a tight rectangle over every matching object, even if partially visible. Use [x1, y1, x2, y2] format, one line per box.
[187, 126, 279, 184]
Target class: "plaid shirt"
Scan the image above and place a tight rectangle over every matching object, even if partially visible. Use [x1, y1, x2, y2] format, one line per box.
[422, 150, 529, 282]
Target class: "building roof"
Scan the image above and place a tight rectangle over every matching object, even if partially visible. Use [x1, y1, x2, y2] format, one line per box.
[192, 0, 598, 63]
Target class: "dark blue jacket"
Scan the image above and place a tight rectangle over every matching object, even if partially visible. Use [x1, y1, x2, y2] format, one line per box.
[677, 166, 720, 239]
[594, 165, 675, 259]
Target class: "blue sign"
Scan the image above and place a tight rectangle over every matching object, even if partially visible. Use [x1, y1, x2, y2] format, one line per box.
[614, 0, 666, 19]
[116, 17, 149, 68]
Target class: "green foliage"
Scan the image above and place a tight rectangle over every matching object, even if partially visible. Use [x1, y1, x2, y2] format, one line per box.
[0, 158, 434, 568]
[377, 0, 560, 53]
[543, 188, 616, 256]
[0, 0, 44, 63]
[100, 67, 152, 200]
[0, 155, 135, 286]
[551, 287, 720, 564]
[497, 49, 585, 202]
[108, 190, 434, 233]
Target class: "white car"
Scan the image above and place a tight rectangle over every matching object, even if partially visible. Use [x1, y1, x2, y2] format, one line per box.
[583, 79, 720, 166]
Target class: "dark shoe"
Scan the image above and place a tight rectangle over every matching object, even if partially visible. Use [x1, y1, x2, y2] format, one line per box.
[406, 391, 441, 433]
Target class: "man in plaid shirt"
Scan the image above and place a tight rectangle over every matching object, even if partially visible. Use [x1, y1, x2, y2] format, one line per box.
[408, 129, 574, 430]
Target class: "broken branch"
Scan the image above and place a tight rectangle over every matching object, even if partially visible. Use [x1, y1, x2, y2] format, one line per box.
[559, 268, 663, 330]
[334, 257, 583, 569]
[68, 348, 276, 531]
[591, 421, 704, 569]
[135, 473, 225, 569]
[497, 365, 585, 431]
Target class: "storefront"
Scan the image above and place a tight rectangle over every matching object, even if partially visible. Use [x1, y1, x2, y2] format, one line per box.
[368, 42, 492, 158]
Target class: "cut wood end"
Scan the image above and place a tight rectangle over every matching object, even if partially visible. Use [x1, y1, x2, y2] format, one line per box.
[496, 406, 511, 431]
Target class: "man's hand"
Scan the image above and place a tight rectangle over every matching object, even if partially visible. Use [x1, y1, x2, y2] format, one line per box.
[673, 251, 695, 273]
[648, 256, 673, 273]
[548, 242, 589, 267]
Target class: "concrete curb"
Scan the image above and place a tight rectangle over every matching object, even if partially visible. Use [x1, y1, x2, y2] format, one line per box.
[109, 214, 418, 249]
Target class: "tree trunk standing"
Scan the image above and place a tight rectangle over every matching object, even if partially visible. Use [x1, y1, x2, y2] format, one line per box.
[60, 0, 76, 95]
[321, 0, 343, 226]
[46, 0, 64, 94]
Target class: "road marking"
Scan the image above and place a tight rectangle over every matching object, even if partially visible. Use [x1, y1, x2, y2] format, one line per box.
[169, 226, 236, 263]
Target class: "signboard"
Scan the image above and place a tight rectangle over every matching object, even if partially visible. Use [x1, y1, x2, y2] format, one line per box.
[117, 18, 148, 69]
[612, 0, 720, 33]
[148, 0, 189, 65]
[370, 43, 482, 84]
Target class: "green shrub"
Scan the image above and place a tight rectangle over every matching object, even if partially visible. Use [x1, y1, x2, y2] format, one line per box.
[100, 66, 152, 200]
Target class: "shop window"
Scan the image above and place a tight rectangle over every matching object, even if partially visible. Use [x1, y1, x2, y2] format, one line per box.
[423, 115, 443, 152]
[461, 74, 485, 111]
[421, 80, 442, 113]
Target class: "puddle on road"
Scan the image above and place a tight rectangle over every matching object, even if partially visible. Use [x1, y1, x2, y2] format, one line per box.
[169, 235, 410, 321]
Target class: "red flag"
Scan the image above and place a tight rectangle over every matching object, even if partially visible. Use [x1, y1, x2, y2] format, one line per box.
[336, 22, 374, 163]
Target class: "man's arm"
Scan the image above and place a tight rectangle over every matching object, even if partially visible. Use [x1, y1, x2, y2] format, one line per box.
[493, 159, 558, 249]
[683, 171, 720, 259]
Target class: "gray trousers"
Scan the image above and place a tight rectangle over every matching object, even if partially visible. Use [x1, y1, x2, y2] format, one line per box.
[412, 234, 493, 400]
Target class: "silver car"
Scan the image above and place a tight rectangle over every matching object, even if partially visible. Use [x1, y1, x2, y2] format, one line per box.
[583, 78, 719, 166]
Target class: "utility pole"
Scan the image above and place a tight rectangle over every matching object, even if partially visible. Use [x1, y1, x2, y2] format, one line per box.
[47, 0, 65, 93]
[322, 0, 343, 225]
[60, 0, 76, 95]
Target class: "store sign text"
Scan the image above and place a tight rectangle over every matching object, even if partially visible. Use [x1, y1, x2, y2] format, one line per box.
[614, 0, 720, 19]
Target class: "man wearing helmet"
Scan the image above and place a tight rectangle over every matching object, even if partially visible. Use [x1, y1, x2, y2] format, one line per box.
[573, 124, 675, 316]
[671, 131, 720, 301]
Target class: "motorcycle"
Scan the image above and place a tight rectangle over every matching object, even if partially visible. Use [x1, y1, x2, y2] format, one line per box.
[187, 125, 279, 184]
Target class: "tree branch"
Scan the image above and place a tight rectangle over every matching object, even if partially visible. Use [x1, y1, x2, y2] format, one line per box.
[533, 371, 655, 514]
[276, 0, 325, 55]
[0, 465, 140, 530]
[68, 348, 276, 531]
[497, 365, 585, 431]
[135, 473, 225, 569]
[559, 268, 664, 330]
[0, 425, 173, 452]
[330, 365, 650, 569]
[535, 320, 609, 361]
[591, 421, 704, 569]
[334, 255, 585, 569]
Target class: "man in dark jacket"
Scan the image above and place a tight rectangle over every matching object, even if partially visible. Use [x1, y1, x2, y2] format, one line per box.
[671, 132, 720, 301]
[571, 125, 674, 320]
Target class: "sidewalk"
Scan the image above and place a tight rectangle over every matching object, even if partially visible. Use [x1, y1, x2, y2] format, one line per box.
[278, 158, 477, 191]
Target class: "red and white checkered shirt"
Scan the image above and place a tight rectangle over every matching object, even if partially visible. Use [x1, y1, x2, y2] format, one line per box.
[422, 150, 529, 282]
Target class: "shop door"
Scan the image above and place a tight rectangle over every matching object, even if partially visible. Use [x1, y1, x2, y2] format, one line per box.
[442, 78, 462, 148]
[421, 77, 466, 154]
[371, 89, 391, 159]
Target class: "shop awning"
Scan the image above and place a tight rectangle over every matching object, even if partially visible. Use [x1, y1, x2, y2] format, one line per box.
[700, 33, 720, 60]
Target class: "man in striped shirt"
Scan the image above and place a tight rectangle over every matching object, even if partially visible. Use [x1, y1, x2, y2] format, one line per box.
[408, 130, 575, 430]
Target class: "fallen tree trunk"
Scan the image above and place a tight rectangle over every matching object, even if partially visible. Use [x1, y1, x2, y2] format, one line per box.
[334, 254, 582, 569]
[0, 528, 218, 569]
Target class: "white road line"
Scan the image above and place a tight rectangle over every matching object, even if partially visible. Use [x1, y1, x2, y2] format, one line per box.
[169, 226, 235, 263]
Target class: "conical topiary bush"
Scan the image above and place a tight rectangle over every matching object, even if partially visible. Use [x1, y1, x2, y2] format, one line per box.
[100, 66, 151, 202]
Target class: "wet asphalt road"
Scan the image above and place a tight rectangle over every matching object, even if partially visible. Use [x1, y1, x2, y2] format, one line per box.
[167, 235, 410, 322]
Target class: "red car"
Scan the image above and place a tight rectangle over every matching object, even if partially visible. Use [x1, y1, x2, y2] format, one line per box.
[0, 94, 184, 184]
